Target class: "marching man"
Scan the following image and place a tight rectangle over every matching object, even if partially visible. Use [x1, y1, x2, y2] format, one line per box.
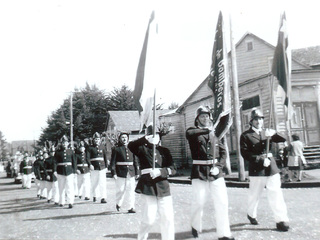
[87, 132, 108, 203]
[20, 153, 33, 189]
[54, 135, 77, 208]
[128, 124, 176, 240]
[75, 141, 91, 201]
[110, 132, 139, 213]
[240, 108, 289, 231]
[33, 149, 47, 199]
[44, 142, 59, 205]
[186, 106, 234, 240]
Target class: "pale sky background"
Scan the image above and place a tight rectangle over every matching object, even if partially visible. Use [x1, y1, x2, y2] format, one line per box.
[0, 0, 319, 142]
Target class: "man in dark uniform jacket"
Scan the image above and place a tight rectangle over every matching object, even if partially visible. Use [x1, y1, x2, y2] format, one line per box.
[186, 106, 234, 240]
[54, 135, 77, 208]
[86, 132, 108, 203]
[44, 143, 59, 204]
[33, 150, 47, 199]
[240, 108, 289, 231]
[111, 132, 139, 213]
[20, 153, 33, 189]
[75, 141, 91, 200]
[128, 124, 176, 240]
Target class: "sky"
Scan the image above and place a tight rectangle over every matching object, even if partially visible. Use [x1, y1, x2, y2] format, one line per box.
[0, 0, 319, 142]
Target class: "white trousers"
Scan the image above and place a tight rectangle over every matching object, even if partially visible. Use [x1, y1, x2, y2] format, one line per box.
[191, 178, 232, 238]
[248, 173, 289, 223]
[22, 174, 32, 189]
[74, 174, 78, 196]
[138, 195, 175, 240]
[78, 172, 91, 198]
[91, 169, 107, 199]
[57, 174, 75, 205]
[40, 180, 47, 198]
[46, 180, 59, 203]
[115, 176, 136, 209]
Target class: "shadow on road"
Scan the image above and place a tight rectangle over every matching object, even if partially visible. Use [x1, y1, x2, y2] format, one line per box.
[24, 210, 125, 221]
[103, 228, 216, 240]
[230, 222, 276, 232]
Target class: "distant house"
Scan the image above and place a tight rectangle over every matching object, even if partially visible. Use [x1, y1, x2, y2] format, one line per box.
[159, 32, 320, 169]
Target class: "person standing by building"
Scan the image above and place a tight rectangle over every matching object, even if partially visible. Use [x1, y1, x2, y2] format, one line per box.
[240, 108, 289, 231]
[20, 153, 33, 189]
[75, 140, 91, 201]
[87, 132, 108, 204]
[44, 142, 59, 205]
[128, 124, 176, 240]
[54, 135, 77, 208]
[287, 134, 307, 182]
[110, 132, 139, 213]
[186, 106, 234, 240]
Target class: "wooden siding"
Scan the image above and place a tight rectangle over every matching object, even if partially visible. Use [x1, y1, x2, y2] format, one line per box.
[159, 113, 187, 168]
[236, 34, 308, 84]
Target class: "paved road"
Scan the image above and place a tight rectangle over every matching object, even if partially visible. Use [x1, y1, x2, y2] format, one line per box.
[0, 172, 319, 240]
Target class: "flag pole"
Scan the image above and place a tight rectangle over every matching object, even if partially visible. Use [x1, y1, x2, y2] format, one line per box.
[229, 13, 245, 181]
[266, 74, 275, 155]
[152, 88, 156, 169]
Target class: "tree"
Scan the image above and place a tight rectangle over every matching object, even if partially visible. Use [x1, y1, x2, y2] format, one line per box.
[0, 131, 8, 161]
[105, 85, 137, 110]
[168, 102, 179, 110]
[38, 83, 109, 145]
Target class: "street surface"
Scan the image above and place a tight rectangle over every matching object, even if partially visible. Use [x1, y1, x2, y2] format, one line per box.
[0, 172, 319, 240]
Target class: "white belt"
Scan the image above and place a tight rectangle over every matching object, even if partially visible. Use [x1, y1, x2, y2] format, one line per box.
[23, 166, 32, 169]
[78, 164, 88, 167]
[141, 168, 160, 175]
[46, 169, 53, 172]
[90, 157, 104, 162]
[57, 162, 72, 166]
[192, 159, 217, 165]
[116, 162, 133, 166]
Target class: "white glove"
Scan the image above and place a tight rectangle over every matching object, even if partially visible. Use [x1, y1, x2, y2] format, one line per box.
[210, 167, 219, 176]
[150, 168, 161, 179]
[90, 165, 94, 171]
[263, 158, 271, 167]
[46, 175, 50, 181]
[76, 170, 81, 175]
[54, 172, 58, 177]
[145, 134, 160, 145]
[265, 128, 276, 137]
[113, 175, 118, 180]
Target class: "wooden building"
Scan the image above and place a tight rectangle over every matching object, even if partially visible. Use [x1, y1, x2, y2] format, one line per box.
[159, 32, 320, 168]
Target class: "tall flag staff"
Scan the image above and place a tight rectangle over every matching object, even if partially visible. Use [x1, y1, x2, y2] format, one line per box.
[271, 12, 292, 145]
[133, 11, 157, 169]
[229, 13, 245, 181]
[207, 11, 233, 173]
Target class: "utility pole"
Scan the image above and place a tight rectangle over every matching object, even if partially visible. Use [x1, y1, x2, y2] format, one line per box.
[70, 92, 74, 149]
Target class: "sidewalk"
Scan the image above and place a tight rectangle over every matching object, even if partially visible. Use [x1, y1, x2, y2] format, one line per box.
[168, 168, 320, 188]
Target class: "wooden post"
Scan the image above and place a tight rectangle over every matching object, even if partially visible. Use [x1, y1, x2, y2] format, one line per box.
[229, 14, 245, 181]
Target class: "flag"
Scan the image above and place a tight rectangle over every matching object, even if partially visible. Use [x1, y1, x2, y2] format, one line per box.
[272, 12, 292, 120]
[208, 11, 232, 139]
[133, 11, 155, 130]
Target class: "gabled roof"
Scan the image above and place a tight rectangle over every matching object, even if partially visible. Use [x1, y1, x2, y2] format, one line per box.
[177, 32, 314, 113]
[235, 32, 311, 69]
[292, 45, 320, 66]
[108, 110, 172, 132]
[108, 111, 140, 132]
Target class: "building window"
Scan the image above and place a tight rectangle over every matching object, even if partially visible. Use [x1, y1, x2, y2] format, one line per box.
[241, 95, 261, 131]
[247, 41, 253, 51]
[242, 95, 260, 110]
